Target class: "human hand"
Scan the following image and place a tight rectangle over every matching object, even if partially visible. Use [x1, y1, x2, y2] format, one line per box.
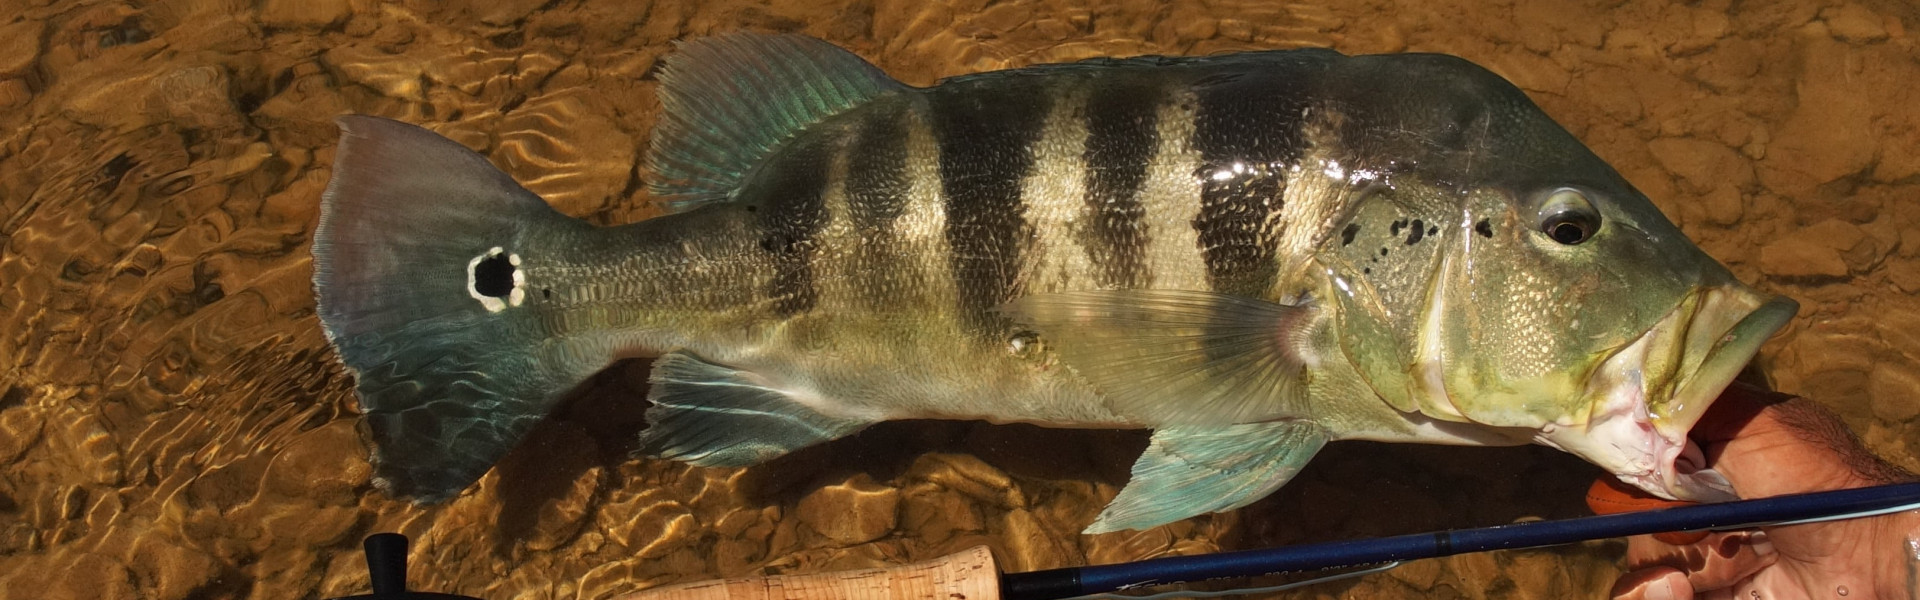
[1598, 382, 1920, 600]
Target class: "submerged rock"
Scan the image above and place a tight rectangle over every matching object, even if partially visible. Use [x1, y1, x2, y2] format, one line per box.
[258, 0, 351, 29]
[1760, 236, 1850, 279]
[1869, 363, 1920, 422]
[796, 474, 899, 546]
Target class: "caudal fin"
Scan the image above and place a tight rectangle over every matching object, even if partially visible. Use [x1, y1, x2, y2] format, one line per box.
[314, 116, 598, 501]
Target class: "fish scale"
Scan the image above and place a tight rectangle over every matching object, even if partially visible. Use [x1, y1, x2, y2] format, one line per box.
[737, 67, 1330, 349]
[1134, 87, 1210, 292]
[1079, 77, 1158, 290]
[1015, 85, 1096, 294]
[928, 75, 1053, 334]
[703, 64, 1341, 425]
[313, 33, 1799, 534]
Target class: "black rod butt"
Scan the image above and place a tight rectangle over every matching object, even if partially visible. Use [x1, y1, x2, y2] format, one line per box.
[1000, 567, 1082, 600]
[364, 533, 409, 595]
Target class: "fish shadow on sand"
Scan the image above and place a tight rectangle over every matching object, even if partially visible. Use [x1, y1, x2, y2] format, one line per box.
[484, 359, 655, 556]
[479, 358, 1600, 560]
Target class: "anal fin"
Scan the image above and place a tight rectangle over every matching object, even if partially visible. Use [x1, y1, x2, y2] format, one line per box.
[639, 351, 868, 467]
[1086, 421, 1329, 534]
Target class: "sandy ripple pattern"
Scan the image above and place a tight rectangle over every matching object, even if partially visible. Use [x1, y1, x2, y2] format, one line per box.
[0, 0, 1916, 599]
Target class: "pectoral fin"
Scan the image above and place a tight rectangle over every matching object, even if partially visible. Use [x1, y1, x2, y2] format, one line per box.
[638, 351, 869, 467]
[997, 290, 1315, 425]
[1086, 421, 1328, 534]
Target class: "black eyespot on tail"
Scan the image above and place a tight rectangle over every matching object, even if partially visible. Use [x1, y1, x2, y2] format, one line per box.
[1341, 223, 1360, 246]
[473, 251, 515, 298]
[1475, 219, 1493, 238]
[1405, 219, 1425, 245]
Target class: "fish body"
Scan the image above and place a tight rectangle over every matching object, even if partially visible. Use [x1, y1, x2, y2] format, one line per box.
[314, 34, 1797, 533]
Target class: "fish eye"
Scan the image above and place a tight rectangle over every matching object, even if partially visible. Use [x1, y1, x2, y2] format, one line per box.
[1536, 188, 1600, 246]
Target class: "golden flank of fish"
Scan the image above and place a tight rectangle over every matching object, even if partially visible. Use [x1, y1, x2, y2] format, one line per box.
[312, 33, 1798, 533]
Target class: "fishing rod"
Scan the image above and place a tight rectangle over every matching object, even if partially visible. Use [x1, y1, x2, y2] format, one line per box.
[328, 482, 1920, 600]
[629, 482, 1920, 600]
[1003, 482, 1920, 600]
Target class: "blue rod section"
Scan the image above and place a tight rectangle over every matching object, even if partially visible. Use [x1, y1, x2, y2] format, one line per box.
[1000, 482, 1920, 600]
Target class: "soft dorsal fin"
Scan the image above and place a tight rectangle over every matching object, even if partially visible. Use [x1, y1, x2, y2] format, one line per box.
[645, 33, 906, 212]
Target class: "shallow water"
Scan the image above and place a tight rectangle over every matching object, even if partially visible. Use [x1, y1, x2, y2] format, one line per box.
[1, 0, 1917, 598]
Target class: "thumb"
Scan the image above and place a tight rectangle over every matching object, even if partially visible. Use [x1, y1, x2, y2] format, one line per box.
[1611, 568, 1691, 600]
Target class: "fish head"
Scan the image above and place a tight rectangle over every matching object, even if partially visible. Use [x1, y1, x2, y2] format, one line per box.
[1424, 185, 1798, 503]
[1318, 53, 1797, 502]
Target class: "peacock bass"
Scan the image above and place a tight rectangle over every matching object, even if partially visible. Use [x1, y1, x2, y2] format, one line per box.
[312, 33, 1797, 533]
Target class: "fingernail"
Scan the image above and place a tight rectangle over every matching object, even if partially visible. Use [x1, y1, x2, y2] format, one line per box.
[1645, 575, 1677, 600]
[1750, 530, 1775, 556]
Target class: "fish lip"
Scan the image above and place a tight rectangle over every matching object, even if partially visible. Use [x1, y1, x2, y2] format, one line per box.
[1537, 287, 1797, 502]
[1649, 291, 1798, 499]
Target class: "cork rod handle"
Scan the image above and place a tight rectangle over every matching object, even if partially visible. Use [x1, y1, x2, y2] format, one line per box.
[610, 546, 1002, 600]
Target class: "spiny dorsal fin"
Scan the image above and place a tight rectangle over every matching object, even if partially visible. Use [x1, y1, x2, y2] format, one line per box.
[645, 33, 906, 212]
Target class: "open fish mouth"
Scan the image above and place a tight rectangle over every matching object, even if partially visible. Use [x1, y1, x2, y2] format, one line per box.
[1537, 286, 1798, 503]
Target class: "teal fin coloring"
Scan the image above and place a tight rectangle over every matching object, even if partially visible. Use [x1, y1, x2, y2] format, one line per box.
[638, 351, 870, 466]
[1086, 421, 1329, 534]
[645, 33, 906, 211]
[997, 290, 1316, 426]
[314, 116, 600, 502]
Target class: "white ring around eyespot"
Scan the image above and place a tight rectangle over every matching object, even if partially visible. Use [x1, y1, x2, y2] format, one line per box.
[466, 246, 524, 312]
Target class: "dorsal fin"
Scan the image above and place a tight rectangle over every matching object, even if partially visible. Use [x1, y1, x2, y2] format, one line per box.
[645, 33, 906, 212]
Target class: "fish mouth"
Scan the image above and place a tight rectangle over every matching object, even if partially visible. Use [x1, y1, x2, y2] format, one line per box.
[1537, 286, 1798, 503]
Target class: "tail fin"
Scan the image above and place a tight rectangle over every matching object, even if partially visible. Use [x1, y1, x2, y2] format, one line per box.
[314, 116, 597, 502]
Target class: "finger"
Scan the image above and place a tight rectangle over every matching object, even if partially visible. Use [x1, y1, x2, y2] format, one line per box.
[1679, 531, 1778, 591]
[1611, 568, 1692, 600]
[1620, 531, 1778, 588]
